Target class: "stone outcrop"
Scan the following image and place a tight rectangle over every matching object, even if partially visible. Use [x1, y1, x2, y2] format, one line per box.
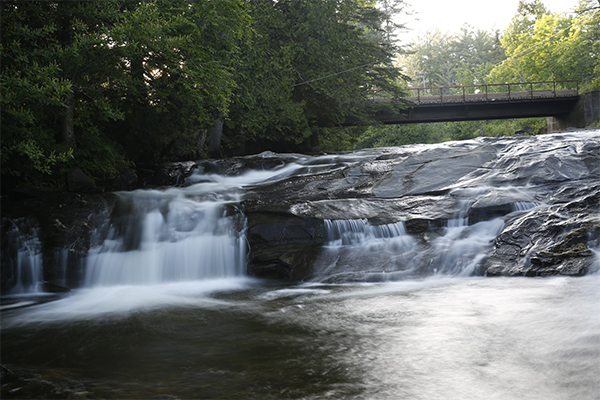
[2, 129, 599, 287]
[241, 129, 600, 279]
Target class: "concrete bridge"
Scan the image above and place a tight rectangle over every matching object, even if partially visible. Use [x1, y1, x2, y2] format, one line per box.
[374, 80, 581, 125]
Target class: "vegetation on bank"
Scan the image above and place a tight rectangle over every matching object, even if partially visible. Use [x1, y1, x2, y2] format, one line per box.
[1, 0, 598, 189]
[358, 0, 600, 150]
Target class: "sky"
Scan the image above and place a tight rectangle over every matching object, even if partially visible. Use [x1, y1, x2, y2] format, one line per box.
[398, 0, 581, 42]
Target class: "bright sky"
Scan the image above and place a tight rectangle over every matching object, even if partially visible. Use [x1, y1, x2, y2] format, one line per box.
[399, 0, 581, 42]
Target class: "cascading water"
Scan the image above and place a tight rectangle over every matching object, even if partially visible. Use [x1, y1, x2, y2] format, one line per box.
[313, 185, 544, 280]
[315, 219, 418, 282]
[512, 201, 542, 212]
[1, 162, 305, 299]
[81, 164, 311, 288]
[1, 222, 43, 295]
[324, 219, 411, 246]
[2, 131, 599, 399]
[84, 191, 247, 286]
[421, 187, 506, 276]
[81, 162, 306, 288]
[317, 212, 506, 281]
[421, 217, 505, 276]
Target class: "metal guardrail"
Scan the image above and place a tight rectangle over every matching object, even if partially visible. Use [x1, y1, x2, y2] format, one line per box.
[403, 80, 579, 105]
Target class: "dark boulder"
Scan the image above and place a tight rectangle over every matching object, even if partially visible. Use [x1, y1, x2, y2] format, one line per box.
[66, 168, 96, 193]
[246, 212, 327, 280]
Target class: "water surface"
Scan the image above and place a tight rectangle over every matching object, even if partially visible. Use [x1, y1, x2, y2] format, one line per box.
[2, 275, 598, 399]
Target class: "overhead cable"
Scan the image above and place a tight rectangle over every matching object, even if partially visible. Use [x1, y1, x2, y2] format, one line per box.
[292, 59, 385, 87]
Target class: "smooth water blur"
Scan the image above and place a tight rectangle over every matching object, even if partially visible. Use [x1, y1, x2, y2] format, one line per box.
[82, 164, 310, 289]
[2, 275, 599, 399]
[2, 224, 44, 295]
[5, 162, 308, 295]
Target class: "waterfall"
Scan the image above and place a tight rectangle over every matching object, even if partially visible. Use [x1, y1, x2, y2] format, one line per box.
[316, 187, 509, 281]
[422, 218, 505, 276]
[324, 219, 409, 246]
[3, 130, 598, 292]
[84, 194, 247, 287]
[314, 219, 417, 282]
[511, 201, 542, 212]
[1, 222, 44, 295]
[82, 164, 306, 288]
[0, 163, 307, 296]
[425, 187, 506, 276]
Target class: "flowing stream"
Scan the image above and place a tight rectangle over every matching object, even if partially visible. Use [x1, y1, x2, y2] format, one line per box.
[2, 138, 600, 399]
[2, 276, 599, 399]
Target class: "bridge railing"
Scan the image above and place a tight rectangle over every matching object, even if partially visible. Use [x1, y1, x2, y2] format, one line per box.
[404, 80, 579, 105]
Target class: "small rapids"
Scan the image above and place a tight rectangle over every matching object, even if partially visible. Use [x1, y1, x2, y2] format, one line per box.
[313, 193, 507, 282]
[84, 195, 247, 286]
[1, 163, 307, 322]
[3, 161, 541, 297]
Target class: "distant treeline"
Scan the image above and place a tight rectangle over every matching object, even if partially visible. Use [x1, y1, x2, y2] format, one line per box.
[357, 0, 599, 149]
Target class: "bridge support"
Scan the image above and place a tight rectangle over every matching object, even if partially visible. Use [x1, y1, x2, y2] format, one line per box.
[547, 91, 600, 132]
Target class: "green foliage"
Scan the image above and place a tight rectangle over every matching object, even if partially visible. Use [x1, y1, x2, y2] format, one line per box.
[7, 0, 594, 187]
[1, 0, 251, 189]
[102, 0, 251, 161]
[356, 123, 435, 148]
[223, 0, 409, 154]
[1, 0, 418, 189]
[361, 0, 599, 150]
[1, 2, 78, 186]
[320, 127, 369, 152]
[13, 140, 74, 176]
[2, 0, 406, 187]
[488, 0, 599, 90]
[356, 117, 549, 149]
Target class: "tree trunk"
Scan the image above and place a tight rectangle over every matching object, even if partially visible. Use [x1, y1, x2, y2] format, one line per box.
[61, 91, 76, 146]
[198, 129, 208, 156]
[208, 115, 223, 159]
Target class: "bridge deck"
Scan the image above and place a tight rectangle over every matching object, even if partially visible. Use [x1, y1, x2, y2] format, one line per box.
[402, 89, 578, 105]
[368, 81, 579, 125]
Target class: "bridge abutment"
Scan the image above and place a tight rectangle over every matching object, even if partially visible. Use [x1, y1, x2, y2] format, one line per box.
[548, 91, 600, 132]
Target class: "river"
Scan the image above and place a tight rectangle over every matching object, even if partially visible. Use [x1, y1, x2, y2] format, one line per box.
[2, 275, 599, 399]
[2, 132, 599, 399]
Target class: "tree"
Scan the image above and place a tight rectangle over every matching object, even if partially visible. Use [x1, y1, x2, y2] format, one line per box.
[1, 1, 123, 187]
[1, 0, 250, 189]
[223, 0, 408, 155]
[488, 0, 599, 91]
[398, 26, 505, 89]
[2, 0, 411, 188]
[106, 0, 250, 162]
[379, 0, 411, 44]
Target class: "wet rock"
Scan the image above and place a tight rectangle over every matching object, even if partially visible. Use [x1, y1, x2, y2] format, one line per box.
[1, 192, 117, 290]
[246, 212, 326, 280]
[483, 189, 600, 277]
[372, 144, 497, 197]
[2, 129, 600, 285]
[153, 161, 197, 186]
[243, 129, 600, 279]
[66, 168, 96, 193]
[112, 169, 138, 190]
